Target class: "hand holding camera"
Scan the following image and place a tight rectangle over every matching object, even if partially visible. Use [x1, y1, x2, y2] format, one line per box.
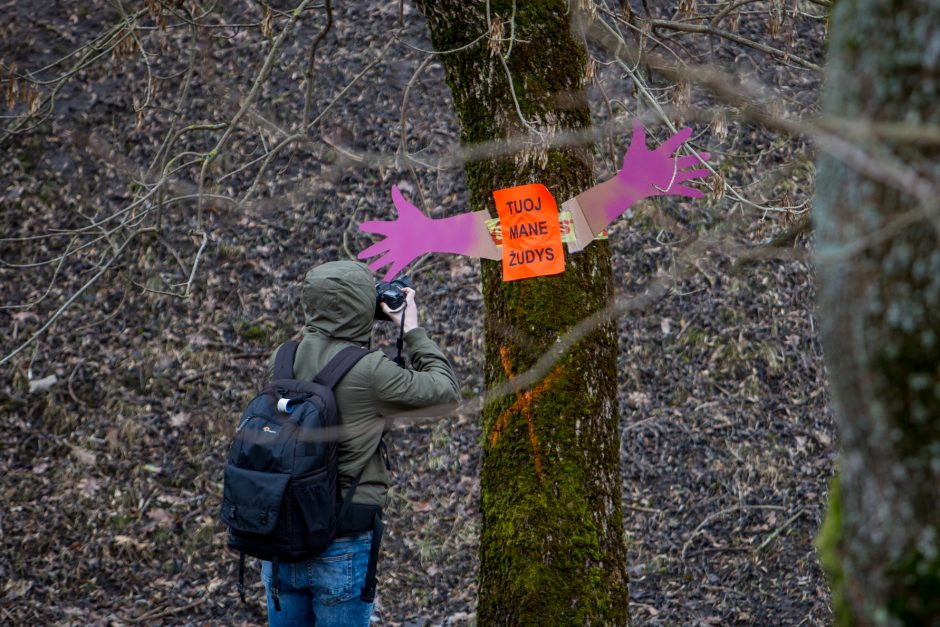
[375, 275, 418, 334]
[381, 287, 418, 333]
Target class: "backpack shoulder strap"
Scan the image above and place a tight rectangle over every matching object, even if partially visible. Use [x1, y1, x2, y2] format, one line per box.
[313, 346, 372, 389]
[272, 340, 300, 380]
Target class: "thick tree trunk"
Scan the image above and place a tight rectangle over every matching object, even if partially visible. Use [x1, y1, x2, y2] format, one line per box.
[814, 1, 940, 625]
[414, 2, 630, 624]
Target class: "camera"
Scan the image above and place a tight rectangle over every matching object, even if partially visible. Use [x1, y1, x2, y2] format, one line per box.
[374, 275, 413, 320]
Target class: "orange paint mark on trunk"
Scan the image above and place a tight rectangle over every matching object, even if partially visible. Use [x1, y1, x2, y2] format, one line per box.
[490, 346, 563, 480]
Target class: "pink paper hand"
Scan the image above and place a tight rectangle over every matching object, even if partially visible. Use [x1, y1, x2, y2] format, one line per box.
[617, 122, 712, 210]
[358, 186, 432, 280]
[572, 121, 711, 240]
[358, 185, 499, 280]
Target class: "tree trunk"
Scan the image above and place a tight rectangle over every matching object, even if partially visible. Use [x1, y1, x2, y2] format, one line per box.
[414, 2, 630, 624]
[814, 1, 940, 624]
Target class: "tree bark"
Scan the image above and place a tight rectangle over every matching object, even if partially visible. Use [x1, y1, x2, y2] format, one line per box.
[814, 1, 940, 624]
[413, 2, 630, 624]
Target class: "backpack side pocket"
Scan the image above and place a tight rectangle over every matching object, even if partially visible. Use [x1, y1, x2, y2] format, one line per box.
[291, 465, 336, 534]
[284, 465, 338, 557]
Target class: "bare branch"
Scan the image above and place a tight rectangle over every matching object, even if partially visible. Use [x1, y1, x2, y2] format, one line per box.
[709, 0, 764, 28]
[399, 55, 435, 212]
[146, 14, 201, 178]
[0, 228, 154, 368]
[237, 33, 399, 206]
[302, 0, 333, 128]
[196, 0, 315, 223]
[587, 14, 938, 211]
[303, 33, 399, 132]
[645, 18, 822, 71]
[0, 9, 147, 144]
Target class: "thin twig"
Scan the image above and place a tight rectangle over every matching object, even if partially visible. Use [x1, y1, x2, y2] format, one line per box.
[709, 0, 764, 28]
[146, 13, 200, 178]
[302, 0, 333, 127]
[0, 229, 154, 367]
[239, 33, 399, 206]
[486, 0, 544, 141]
[644, 19, 822, 71]
[399, 55, 435, 213]
[183, 230, 209, 297]
[757, 507, 804, 551]
[196, 0, 314, 223]
[127, 596, 208, 623]
[681, 504, 786, 560]
[0, 235, 76, 309]
[304, 32, 399, 132]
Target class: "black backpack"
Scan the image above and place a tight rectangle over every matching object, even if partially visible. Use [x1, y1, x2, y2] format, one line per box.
[220, 341, 371, 610]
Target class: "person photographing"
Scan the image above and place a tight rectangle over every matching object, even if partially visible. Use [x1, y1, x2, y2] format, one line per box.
[265, 261, 459, 626]
[222, 260, 460, 626]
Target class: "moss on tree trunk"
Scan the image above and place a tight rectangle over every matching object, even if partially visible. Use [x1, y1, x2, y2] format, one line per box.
[414, 2, 630, 624]
[814, 1, 940, 624]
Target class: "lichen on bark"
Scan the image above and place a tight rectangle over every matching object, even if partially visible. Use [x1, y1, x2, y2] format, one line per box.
[817, 473, 851, 627]
[414, 2, 630, 624]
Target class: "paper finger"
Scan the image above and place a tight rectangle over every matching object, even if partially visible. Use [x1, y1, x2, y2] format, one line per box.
[630, 119, 647, 150]
[358, 240, 393, 260]
[391, 185, 423, 218]
[667, 184, 704, 198]
[676, 153, 710, 169]
[659, 127, 693, 155]
[381, 260, 407, 282]
[675, 168, 712, 183]
[358, 219, 394, 236]
[367, 254, 394, 276]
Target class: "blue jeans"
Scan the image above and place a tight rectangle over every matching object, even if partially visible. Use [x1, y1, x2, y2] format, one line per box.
[261, 532, 374, 627]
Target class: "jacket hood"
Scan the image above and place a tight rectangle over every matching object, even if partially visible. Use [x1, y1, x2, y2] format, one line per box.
[301, 261, 375, 342]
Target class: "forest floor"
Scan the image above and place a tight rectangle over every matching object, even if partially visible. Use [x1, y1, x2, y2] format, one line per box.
[0, 1, 833, 625]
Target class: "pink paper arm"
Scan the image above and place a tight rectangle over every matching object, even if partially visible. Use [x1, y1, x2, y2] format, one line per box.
[358, 186, 499, 280]
[565, 122, 711, 246]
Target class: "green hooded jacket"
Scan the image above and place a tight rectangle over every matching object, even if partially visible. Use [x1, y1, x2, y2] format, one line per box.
[287, 261, 461, 508]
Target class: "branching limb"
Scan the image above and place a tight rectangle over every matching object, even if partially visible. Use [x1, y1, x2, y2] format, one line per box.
[1, 9, 147, 144]
[196, 0, 314, 223]
[237, 32, 399, 206]
[146, 12, 200, 178]
[302, 0, 333, 128]
[398, 55, 435, 214]
[646, 18, 822, 71]
[0, 236, 77, 310]
[0, 228, 154, 368]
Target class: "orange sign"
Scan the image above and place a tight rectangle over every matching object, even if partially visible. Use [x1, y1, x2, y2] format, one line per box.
[493, 184, 565, 282]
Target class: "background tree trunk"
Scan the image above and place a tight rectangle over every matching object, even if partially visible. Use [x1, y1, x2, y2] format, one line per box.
[414, 2, 630, 624]
[814, 1, 940, 624]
